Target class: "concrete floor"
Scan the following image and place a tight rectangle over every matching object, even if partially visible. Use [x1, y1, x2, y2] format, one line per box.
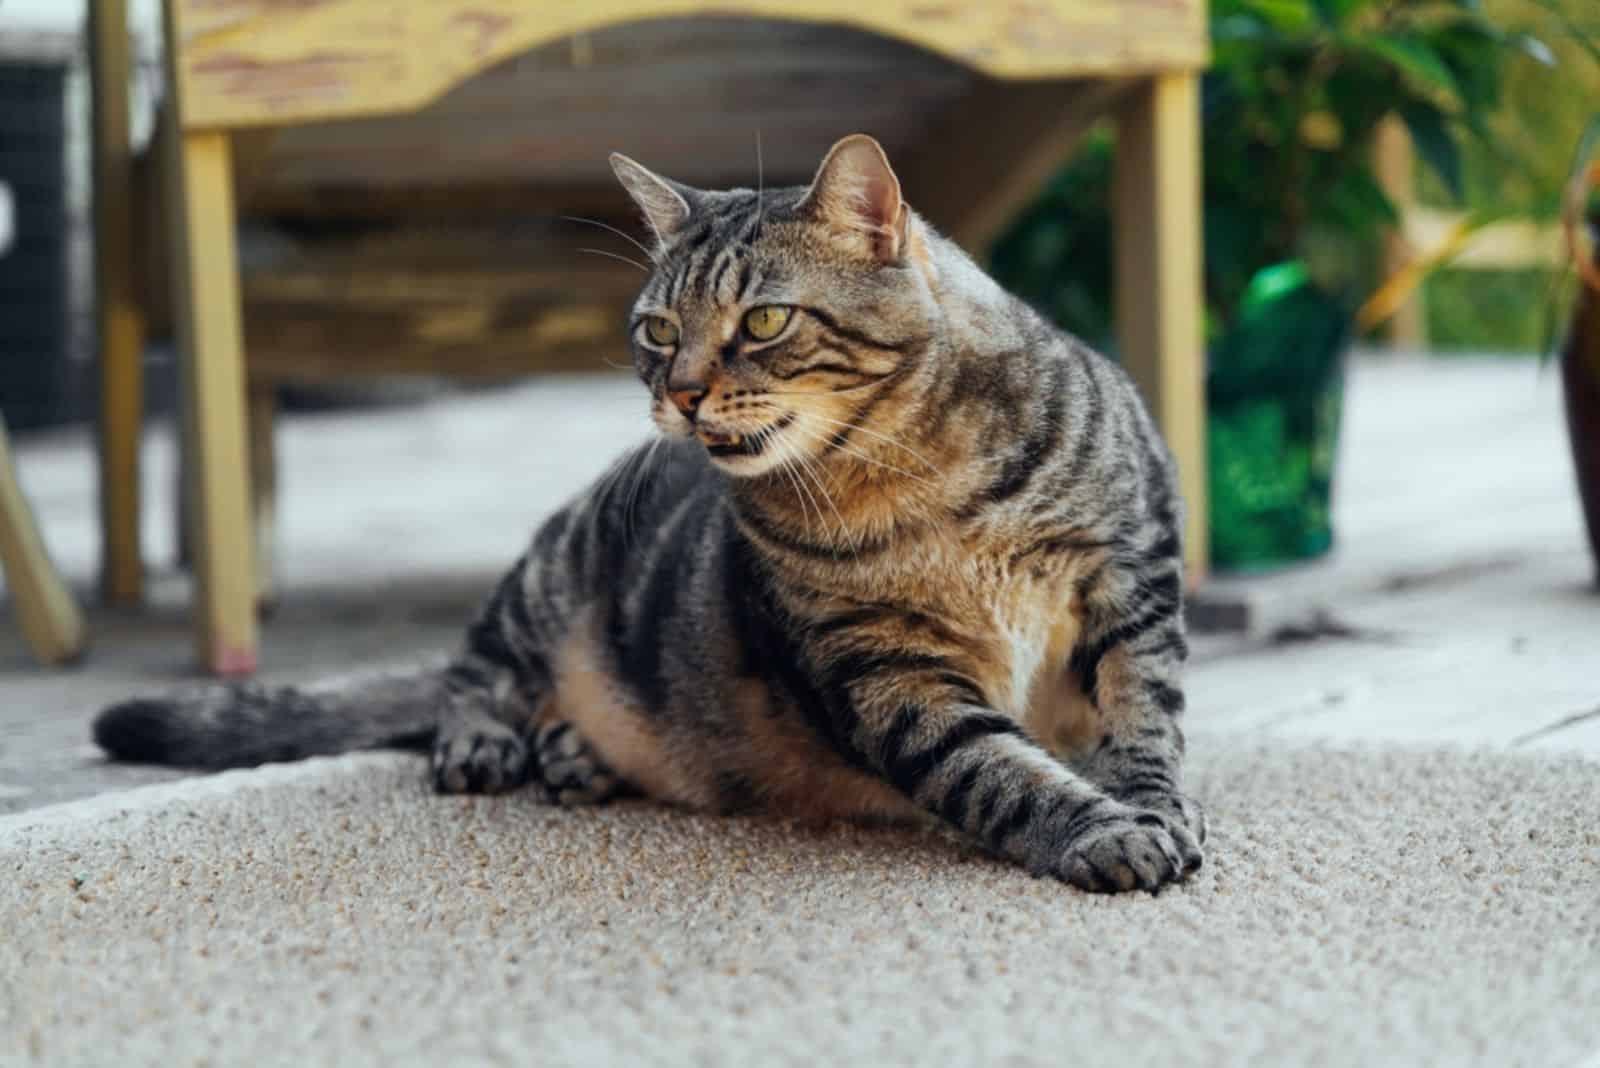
[2, 355, 1596, 814]
[1190, 354, 1600, 755]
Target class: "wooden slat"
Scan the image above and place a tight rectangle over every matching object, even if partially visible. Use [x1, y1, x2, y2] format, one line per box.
[245, 318, 624, 384]
[0, 418, 86, 667]
[227, 221, 640, 384]
[1114, 75, 1208, 583]
[260, 124, 908, 190]
[241, 181, 640, 224]
[1373, 117, 1426, 348]
[249, 18, 976, 194]
[900, 77, 1133, 253]
[89, 0, 145, 605]
[169, 1, 1207, 131]
[262, 113, 935, 187]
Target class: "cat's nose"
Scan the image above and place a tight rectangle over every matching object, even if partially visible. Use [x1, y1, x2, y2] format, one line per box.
[668, 383, 706, 418]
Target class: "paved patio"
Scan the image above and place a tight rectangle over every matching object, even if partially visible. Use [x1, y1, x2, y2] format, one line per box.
[1, 351, 1596, 814]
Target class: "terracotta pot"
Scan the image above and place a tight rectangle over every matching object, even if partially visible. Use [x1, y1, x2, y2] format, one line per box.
[1561, 160, 1600, 585]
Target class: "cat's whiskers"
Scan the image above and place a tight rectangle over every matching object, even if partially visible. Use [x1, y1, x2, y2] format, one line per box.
[765, 426, 826, 539]
[577, 247, 651, 273]
[780, 432, 852, 547]
[593, 437, 661, 549]
[782, 418, 938, 490]
[786, 409, 940, 475]
[771, 427, 852, 550]
[753, 398, 938, 472]
[751, 399, 940, 478]
[562, 215, 660, 264]
[770, 429, 826, 536]
[754, 128, 765, 231]
[621, 436, 665, 546]
[755, 420, 828, 541]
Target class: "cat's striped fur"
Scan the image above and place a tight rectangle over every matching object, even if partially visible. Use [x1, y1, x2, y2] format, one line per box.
[95, 135, 1204, 893]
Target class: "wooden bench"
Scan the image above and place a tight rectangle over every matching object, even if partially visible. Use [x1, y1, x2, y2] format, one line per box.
[93, 0, 1210, 674]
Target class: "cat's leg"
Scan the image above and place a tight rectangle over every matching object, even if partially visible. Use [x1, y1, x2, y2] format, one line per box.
[1067, 563, 1207, 861]
[432, 701, 530, 794]
[439, 708, 626, 804]
[528, 720, 627, 805]
[808, 625, 1195, 893]
[433, 519, 628, 804]
[431, 555, 547, 795]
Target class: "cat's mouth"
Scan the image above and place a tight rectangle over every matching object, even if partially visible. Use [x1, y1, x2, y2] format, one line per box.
[699, 413, 794, 458]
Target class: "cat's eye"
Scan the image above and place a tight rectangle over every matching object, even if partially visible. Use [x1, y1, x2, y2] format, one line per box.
[742, 305, 792, 342]
[642, 316, 679, 347]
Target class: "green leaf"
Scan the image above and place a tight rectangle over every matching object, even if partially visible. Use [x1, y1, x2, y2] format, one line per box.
[1361, 34, 1464, 102]
[1211, 14, 1276, 42]
[1237, 0, 1318, 33]
[1318, 169, 1401, 237]
[1399, 100, 1465, 200]
[1426, 22, 1503, 124]
[1322, 64, 1401, 137]
[1309, 0, 1366, 26]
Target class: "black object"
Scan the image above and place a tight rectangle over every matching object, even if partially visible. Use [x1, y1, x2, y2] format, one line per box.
[0, 60, 71, 431]
[1562, 219, 1600, 586]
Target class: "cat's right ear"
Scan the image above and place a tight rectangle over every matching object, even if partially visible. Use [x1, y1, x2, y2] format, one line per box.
[609, 153, 698, 245]
[799, 134, 908, 264]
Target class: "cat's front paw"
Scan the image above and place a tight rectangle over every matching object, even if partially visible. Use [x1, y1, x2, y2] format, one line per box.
[531, 720, 624, 805]
[431, 719, 530, 794]
[1046, 800, 1202, 893]
[1120, 789, 1208, 846]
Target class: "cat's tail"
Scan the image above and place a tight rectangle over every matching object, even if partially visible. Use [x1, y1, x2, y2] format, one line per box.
[92, 656, 452, 770]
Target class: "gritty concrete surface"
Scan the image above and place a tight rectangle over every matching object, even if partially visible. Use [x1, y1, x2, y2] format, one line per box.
[3, 737, 1598, 1067]
[1, 355, 1598, 1067]
[1185, 355, 1600, 757]
[1, 374, 647, 812]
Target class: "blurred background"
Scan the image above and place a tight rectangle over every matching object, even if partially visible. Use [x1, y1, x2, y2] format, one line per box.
[0, 0, 1598, 806]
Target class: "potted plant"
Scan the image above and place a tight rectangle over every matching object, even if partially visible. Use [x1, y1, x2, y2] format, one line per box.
[991, 0, 1569, 571]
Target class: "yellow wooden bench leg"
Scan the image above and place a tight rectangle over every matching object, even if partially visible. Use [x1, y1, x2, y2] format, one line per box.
[248, 383, 278, 611]
[0, 418, 87, 666]
[175, 384, 276, 610]
[90, 0, 145, 605]
[1114, 72, 1209, 584]
[165, 126, 259, 675]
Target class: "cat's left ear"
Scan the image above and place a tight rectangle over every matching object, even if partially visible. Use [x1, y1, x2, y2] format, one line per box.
[799, 134, 909, 264]
[609, 152, 701, 245]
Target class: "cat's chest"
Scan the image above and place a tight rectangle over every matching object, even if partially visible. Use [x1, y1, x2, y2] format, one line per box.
[839, 527, 1094, 712]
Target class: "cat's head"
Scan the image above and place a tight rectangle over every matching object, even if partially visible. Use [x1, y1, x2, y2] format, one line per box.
[610, 134, 939, 478]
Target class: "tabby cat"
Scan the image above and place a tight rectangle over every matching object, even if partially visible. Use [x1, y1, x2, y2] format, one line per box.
[95, 135, 1205, 893]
